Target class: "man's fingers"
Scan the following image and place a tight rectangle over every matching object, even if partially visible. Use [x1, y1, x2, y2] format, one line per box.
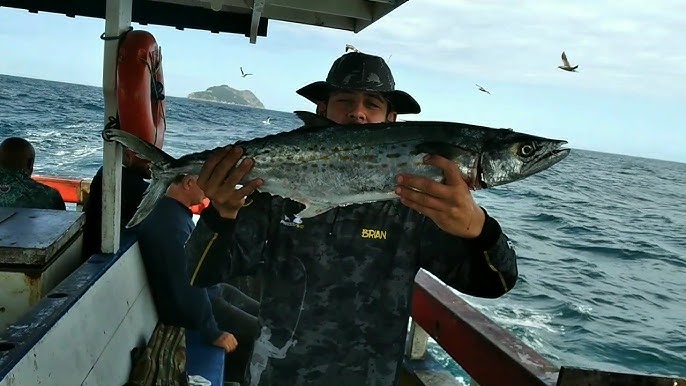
[226, 335, 238, 352]
[197, 147, 230, 189]
[395, 186, 448, 212]
[423, 156, 460, 184]
[396, 174, 452, 200]
[423, 155, 471, 189]
[220, 157, 256, 191]
[235, 178, 264, 198]
[202, 147, 245, 194]
[399, 197, 439, 219]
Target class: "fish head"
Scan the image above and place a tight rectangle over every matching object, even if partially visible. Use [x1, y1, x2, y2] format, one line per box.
[478, 131, 570, 188]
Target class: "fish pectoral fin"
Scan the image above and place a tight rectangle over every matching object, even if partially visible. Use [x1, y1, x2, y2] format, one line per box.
[293, 111, 337, 128]
[413, 141, 467, 160]
[295, 201, 336, 219]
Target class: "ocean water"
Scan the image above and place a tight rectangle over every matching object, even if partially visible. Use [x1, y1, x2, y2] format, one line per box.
[1, 74, 685, 382]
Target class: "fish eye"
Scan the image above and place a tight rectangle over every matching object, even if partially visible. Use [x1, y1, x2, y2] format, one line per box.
[518, 143, 536, 157]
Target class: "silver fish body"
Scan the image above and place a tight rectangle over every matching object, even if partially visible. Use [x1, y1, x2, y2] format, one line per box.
[102, 111, 570, 227]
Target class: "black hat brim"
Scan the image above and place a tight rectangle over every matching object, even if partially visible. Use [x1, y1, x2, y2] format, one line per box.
[296, 81, 421, 115]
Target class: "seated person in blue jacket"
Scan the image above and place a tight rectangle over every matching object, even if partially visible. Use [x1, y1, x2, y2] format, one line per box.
[0, 137, 65, 210]
[135, 173, 259, 384]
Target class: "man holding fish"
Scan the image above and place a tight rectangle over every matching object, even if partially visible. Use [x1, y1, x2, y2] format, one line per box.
[103, 51, 569, 386]
[184, 52, 543, 386]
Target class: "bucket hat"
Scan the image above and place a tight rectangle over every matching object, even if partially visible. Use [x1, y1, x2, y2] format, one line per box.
[296, 52, 421, 114]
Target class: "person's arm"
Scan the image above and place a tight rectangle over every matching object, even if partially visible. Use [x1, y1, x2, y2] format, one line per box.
[187, 145, 270, 287]
[50, 188, 66, 210]
[418, 207, 518, 298]
[187, 191, 276, 287]
[393, 155, 518, 298]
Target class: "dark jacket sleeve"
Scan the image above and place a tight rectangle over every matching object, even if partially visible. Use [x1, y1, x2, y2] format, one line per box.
[137, 208, 222, 344]
[418, 207, 518, 298]
[187, 192, 275, 288]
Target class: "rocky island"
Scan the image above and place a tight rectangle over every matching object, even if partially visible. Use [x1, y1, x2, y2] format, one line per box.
[187, 85, 264, 109]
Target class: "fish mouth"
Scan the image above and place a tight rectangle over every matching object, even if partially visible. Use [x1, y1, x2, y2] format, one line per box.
[549, 141, 571, 160]
[527, 140, 570, 174]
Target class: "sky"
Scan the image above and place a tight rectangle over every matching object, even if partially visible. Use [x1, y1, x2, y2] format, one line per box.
[0, 1, 684, 163]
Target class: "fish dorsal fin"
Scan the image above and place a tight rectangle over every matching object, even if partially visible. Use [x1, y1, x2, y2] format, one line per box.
[413, 141, 467, 160]
[293, 111, 337, 128]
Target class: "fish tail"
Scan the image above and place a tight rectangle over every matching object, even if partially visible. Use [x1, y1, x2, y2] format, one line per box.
[126, 174, 174, 228]
[101, 128, 179, 228]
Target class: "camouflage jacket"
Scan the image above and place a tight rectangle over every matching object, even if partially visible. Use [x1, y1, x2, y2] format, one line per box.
[186, 192, 518, 386]
[0, 168, 65, 210]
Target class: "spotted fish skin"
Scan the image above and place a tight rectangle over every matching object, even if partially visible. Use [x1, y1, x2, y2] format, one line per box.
[102, 110, 569, 227]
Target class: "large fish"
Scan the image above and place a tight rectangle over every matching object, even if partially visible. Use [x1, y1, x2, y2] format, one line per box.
[102, 111, 570, 228]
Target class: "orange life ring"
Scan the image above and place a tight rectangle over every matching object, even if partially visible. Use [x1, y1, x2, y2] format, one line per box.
[116, 30, 166, 151]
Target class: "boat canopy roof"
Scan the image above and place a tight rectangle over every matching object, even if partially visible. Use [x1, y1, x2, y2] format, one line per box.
[0, 0, 409, 43]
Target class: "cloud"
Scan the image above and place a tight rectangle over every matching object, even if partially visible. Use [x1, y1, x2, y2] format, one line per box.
[288, 0, 686, 98]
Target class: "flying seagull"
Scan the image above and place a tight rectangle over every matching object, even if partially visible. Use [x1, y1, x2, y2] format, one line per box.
[240, 66, 253, 78]
[558, 51, 579, 72]
[345, 44, 360, 53]
[476, 84, 491, 95]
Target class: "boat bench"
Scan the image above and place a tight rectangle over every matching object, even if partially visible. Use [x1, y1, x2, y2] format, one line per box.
[185, 329, 225, 385]
[0, 226, 228, 386]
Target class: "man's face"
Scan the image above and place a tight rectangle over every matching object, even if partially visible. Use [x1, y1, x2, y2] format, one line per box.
[318, 90, 397, 124]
